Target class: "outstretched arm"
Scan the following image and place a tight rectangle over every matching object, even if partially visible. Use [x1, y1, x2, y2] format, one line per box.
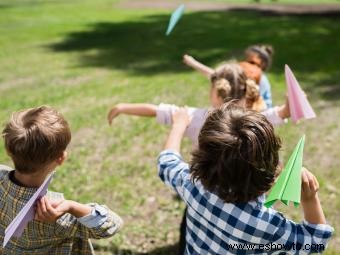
[107, 103, 157, 125]
[157, 108, 192, 198]
[164, 108, 192, 152]
[183, 54, 214, 78]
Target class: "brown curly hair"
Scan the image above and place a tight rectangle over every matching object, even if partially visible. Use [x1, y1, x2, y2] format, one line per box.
[190, 103, 281, 203]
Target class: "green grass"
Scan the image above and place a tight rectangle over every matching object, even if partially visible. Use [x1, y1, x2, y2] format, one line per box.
[213, 0, 340, 3]
[0, 0, 339, 254]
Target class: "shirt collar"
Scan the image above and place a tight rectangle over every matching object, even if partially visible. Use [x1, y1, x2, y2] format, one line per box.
[1, 170, 38, 201]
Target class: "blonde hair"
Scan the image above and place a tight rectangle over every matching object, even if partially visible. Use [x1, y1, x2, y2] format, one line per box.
[245, 79, 266, 111]
[2, 106, 71, 173]
[210, 62, 265, 111]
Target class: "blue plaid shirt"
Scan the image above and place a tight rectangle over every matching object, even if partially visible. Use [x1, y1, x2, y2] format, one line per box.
[157, 150, 333, 254]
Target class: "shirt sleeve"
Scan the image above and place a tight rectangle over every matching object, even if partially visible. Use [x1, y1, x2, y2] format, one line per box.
[259, 74, 273, 109]
[157, 150, 191, 198]
[156, 103, 198, 125]
[264, 208, 334, 254]
[77, 204, 109, 228]
[55, 203, 123, 239]
[261, 106, 287, 126]
[156, 103, 179, 125]
[156, 104, 203, 147]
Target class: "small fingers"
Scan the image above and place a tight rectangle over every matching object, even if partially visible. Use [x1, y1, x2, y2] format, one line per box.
[40, 197, 47, 215]
[306, 170, 316, 192]
[44, 197, 58, 219]
[107, 110, 114, 125]
[35, 198, 46, 221]
[50, 199, 64, 208]
[314, 175, 320, 192]
[301, 169, 310, 192]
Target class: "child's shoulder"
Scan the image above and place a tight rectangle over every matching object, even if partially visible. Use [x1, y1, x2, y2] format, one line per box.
[0, 164, 12, 180]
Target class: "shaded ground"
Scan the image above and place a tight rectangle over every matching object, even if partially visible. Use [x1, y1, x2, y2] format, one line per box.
[120, 0, 340, 15]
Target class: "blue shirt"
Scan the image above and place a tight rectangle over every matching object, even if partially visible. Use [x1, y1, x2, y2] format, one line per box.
[259, 74, 273, 108]
[78, 204, 109, 228]
[158, 150, 333, 254]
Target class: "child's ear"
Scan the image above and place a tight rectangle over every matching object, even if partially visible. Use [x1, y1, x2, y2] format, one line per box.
[55, 151, 67, 166]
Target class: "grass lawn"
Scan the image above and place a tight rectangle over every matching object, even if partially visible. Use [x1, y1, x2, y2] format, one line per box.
[212, 0, 340, 3]
[0, 0, 339, 254]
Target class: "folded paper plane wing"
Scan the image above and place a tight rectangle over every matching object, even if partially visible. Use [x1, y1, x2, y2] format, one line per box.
[166, 4, 185, 36]
[265, 135, 305, 208]
[285, 65, 316, 123]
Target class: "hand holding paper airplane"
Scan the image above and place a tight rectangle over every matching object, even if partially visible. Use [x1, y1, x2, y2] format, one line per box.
[285, 65, 316, 123]
[265, 135, 305, 208]
[3, 173, 54, 247]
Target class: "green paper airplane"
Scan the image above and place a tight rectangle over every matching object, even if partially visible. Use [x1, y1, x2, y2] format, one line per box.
[265, 135, 305, 208]
[166, 4, 185, 36]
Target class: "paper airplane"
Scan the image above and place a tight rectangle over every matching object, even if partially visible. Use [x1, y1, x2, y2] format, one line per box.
[3, 172, 54, 247]
[285, 65, 316, 123]
[265, 135, 305, 208]
[166, 4, 185, 36]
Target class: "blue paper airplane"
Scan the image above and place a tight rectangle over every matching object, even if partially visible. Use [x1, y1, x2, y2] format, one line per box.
[166, 4, 185, 36]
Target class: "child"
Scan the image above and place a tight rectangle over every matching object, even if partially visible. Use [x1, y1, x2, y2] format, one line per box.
[0, 106, 123, 254]
[157, 104, 333, 254]
[245, 44, 274, 108]
[108, 63, 288, 254]
[183, 44, 274, 108]
[108, 62, 289, 148]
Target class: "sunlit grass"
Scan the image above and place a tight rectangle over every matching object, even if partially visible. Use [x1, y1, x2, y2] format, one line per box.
[0, 0, 339, 253]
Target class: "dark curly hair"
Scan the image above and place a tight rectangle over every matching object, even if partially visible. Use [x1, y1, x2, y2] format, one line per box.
[190, 103, 281, 203]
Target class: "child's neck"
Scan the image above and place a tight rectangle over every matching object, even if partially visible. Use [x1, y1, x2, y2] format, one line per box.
[14, 169, 52, 188]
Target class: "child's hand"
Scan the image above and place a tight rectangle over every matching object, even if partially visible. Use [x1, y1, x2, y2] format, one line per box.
[278, 95, 290, 119]
[301, 167, 319, 203]
[172, 107, 192, 130]
[107, 105, 122, 125]
[183, 54, 195, 65]
[35, 196, 71, 223]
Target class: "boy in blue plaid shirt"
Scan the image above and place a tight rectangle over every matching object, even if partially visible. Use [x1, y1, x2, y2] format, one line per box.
[158, 103, 333, 254]
[1, 106, 123, 254]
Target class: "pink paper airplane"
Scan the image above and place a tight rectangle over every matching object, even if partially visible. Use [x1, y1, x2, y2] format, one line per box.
[285, 64, 316, 123]
[3, 173, 54, 247]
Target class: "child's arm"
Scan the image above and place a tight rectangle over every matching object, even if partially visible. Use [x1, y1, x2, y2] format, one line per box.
[262, 96, 290, 126]
[35, 197, 91, 220]
[183, 54, 214, 78]
[35, 197, 123, 239]
[107, 103, 157, 125]
[157, 108, 192, 197]
[301, 168, 326, 224]
[164, 107, 192, 152]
